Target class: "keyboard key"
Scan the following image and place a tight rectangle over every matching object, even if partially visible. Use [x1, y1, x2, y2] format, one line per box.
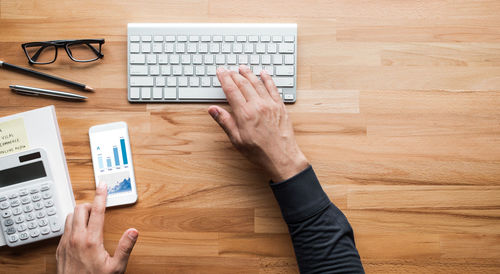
[284, 55, 294, 65]
[36, 211, 46, 219]
[38, 219, 48, 227]
[0, 195, 7, 202]
[249, 35, 259, 42]
[161, 65, 171, 75]
[273, 77, 294, 87]
[130, 54, 146, 64]
[141, 88, 151, 99]
[278, 43, 294, 53]
[130, 43, 140, 53]
[201, 77, 211, 87]
[272, 55, 282, 64]
[177, 35, 188, 42]
[147, 54, 156, 64]
[215, 55, 225, 64]
[165, 88, 177, 99]
[42, 192, 52, 199]
[272, 35, 282, 42]
[130, 88, 140, 99]
[261, 35, 271, 42]
[206, 65, 217, 75]
[31, 194, 41, 202]
[33, 201, 43, 210]
[130, 35, 140, 42]
[17, 223, 27, 232]
[267, 43, 277, 53]
[23, 204, 33, 213]
[165, 35, 176, 42]
[193, 55, 203, 65]
[237, 35, 246, 42]
[261, 55, 271, 65]
[189, 35, 199, 42]
[154, 35, 164, 42]
[179, 88, 226, 99]
[238, 55, 248, 64]
[130, 65, 148, 75]
[130, 77, 154, 86]
[250, 55, 260, 64]
[256, 44, 266, 53]
[26, 213, 35, 221]
[195, 66, 205, 75]
[153, 88, 163, 99]
[201, 35, 211, 42]
[181, 55, 191, 64]
[189, 77, 200, 87]
[178, 77, 188, 87]
[165, 43, 174, 53]
[172, 65, 182, 75]
[199, 43, 208, 53]
[12, 207, 22, 215]
[252, 66, 263, 75]
[213, 77, 221, 87]
[150, 65, 160, 75]
[210, 44, 220, 53]
[9, 193, 18, 199]
[187, 43, 197, 53]
[30, 189, 39, 194]
[176, 43, 186, 53]
[10, 199, 20, 207]
[21, 196, 31, 204]
[153, 43, 163, 53]
[244, 43, 254, 53]
[170, 54, 180, 64]
[227, 55, 237, 64]
[184, 65, 194, 75]
[167, 77, 177, 87]
[155, 77, 165, 86]
[44, 200, 54, 208]
[1, 201, 9, 209]
[158, 54, 168, 64]
[233, 44, 243, 53]
[221, 43, 231, 53]
[20, 189, 30, 195]
[141, 35, 152, 42]
[224, 35, 235, 42]
[204, 55, 214, 64]
[141, 43, 151, 53]
[28, 221, 37, 229]
[213, 35, 223, 42]
[284, 35, 295, 42]
[40, 185, 50, 192]
[276, 66, 294, 76]
[14, 215, 24, 223]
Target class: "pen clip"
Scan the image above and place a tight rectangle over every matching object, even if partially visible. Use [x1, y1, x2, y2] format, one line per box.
[11, 88, 39, 97]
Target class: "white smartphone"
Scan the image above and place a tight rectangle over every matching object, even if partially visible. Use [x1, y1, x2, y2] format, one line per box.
[88, 122, 138, 207]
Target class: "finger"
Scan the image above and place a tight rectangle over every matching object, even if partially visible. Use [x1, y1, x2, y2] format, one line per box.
[261, 70, 281, 102]
[113, 228, 139, 267]
[88, 182, 108, 239]
[58, 212, 74, 254]
[208, 106, 241, 143]
[239, 65, 269, 98]
[230, 71, 259, 101]
[72, 203, 92, 233]
[216, 67, 246, 107]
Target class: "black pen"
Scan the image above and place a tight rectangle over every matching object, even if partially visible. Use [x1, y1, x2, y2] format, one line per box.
[0, 60, 94, 91]
[10, 85, 87, 100]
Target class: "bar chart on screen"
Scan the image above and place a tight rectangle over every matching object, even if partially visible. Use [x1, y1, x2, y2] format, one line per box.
[92, 133, 132, 195]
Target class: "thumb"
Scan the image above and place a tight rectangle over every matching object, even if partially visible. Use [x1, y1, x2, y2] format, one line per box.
[113, 228, 138, 266]
[208, 106, 240, 141]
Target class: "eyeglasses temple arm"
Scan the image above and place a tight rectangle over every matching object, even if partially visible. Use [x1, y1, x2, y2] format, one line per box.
[30, 45, 51, 62]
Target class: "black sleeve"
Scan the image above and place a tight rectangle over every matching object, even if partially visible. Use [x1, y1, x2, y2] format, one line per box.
[270, 166, 364, 274]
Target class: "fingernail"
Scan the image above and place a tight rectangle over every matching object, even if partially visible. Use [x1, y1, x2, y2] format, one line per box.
[261, 70, 268, 75]
[128, 229, 138, 240]
[239, 64, 249, 71]
[208, 108, 219, 119]
[98, 182, 107, 191]
[217, 67, 225, 73]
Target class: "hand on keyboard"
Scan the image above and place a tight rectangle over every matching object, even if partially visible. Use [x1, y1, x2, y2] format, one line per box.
[208, 65, 308, 182]
[56, 183, 138, 274]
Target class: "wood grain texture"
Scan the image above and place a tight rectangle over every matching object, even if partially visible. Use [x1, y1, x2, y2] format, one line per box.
[1, 0, 499, 273]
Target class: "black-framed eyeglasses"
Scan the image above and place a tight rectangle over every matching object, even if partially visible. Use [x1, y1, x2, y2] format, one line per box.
[21, 39, 105, 64]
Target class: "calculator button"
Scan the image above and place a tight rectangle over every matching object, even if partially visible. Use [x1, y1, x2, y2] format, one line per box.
[21, 196, 31, 204]
[38, 219, 48, 227]
[19, 189, 29, 196]
[47, 208, 57, 216]
[42, 192, 52, 199]
[10, 199, 20, 207]
[1, 201, 10, 209]
[0, 195, 7, 202]
[3, 218, 14, 226]
[28, 221, 37, 229]
[40, 227, 50, 235]
[34, 201, 43, 210]
[14, 215, 24, 224]
[12, 207, 22, 215]
[44, 200, 54, 208]
[36, 211, 46, 219]
[9, 193, 18, 199]
[26, 212, 35, 221]
[30, 189, 39, 194]
[41, 185, 50, 191]
[30, 229, 40, 238]
[23, 204, 33, 213]
[1, 210, 11, 218]
[49, 217, 61, 232]
[8, 234, 18, 243]
[6, 226, 16, 235]
[32, 194, 41, 202]
[19, 231, 29, 240]
[17, 223, 27, 232]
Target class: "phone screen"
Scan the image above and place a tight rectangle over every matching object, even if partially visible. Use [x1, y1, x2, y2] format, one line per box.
[89, 126, 135, 196]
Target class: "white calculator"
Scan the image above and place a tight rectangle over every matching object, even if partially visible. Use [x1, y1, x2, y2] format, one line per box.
[0, 148, 64, 247]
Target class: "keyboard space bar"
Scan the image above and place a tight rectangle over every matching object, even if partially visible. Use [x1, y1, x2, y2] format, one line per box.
[179, 87, 226, 100]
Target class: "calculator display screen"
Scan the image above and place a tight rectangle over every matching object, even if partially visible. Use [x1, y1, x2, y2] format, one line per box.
[0, 161, 47, 187]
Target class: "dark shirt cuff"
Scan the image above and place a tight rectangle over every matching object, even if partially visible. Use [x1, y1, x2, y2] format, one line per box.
[270, 165, 331, 224]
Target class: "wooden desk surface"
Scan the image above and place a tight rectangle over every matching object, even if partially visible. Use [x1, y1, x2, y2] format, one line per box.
[1, 0, 500, 273]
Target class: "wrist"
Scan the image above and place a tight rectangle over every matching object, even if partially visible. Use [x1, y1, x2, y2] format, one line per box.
[270, 148, 309, 182]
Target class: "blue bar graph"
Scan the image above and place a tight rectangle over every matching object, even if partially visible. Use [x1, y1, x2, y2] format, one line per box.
[113, 146, 120, 167]
[120, 137, 128, 165]
[106, 157, 112, 169]
[98, 153, 104, 170]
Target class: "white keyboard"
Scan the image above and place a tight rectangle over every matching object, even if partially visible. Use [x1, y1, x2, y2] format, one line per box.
[127, 23, 297, 103]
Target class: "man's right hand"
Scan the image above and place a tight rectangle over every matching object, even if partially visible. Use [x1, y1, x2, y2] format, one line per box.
[208, 65, 308, 182]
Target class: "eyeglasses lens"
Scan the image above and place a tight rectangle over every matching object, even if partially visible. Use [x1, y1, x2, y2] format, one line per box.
[67, 42, 101, 61]
[25, 44, 56, 64]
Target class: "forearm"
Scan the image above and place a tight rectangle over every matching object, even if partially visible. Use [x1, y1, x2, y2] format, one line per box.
[270, 166, 364, 274]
